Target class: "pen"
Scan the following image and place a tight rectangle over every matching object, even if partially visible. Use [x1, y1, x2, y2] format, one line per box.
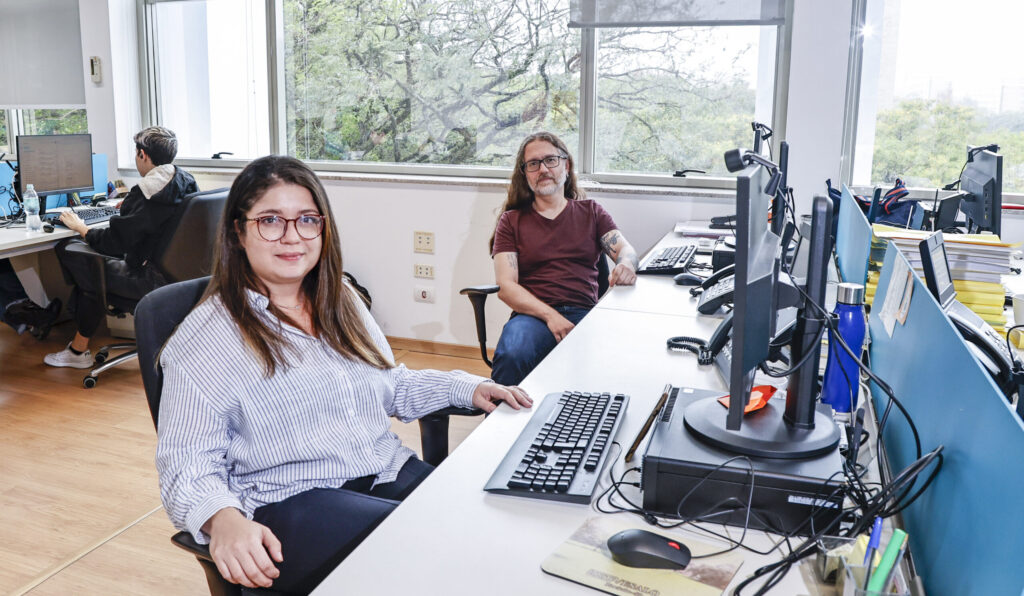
[867, 529, 907, 593]
[624, 384, 671, 463]
[861, 516, 883, 588]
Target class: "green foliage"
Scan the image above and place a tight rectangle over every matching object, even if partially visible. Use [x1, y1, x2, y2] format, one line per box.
[283, 1, 764, 174]
[871, 99, 1024, 192]
[24, 109, 88, 136]
[0, 111, 7, 150]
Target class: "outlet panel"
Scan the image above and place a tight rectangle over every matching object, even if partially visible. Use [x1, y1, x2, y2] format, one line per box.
[414, 231, 435, 254]
[414, 264, 435, 279]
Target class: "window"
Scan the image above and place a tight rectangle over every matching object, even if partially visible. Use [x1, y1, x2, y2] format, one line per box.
[283, 1, 579, 168]
[143, 0, 785, 181]
[595, 26, 776, 176]
[852, 0, 1024, 194]
[0, 111, 8, 154]
[20, 109, 88, 136]
[143, 0, 270, 159]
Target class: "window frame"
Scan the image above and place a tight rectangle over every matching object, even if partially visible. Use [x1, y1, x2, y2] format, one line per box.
[139, 0, 793, 191]
[840, 0, 1024, 206]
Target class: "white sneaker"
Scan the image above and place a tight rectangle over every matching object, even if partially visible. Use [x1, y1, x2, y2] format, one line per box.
[44, 344, 94, 369]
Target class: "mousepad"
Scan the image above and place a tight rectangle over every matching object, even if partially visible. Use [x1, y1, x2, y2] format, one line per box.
[541, 516, 743, 595]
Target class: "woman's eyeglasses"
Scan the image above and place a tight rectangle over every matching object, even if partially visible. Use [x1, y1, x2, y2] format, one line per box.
[245, 214, 325, 241]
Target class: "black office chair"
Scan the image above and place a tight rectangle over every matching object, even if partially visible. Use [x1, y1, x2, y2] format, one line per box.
[136, 276, 468, 595]
[73, 188, 229, 388]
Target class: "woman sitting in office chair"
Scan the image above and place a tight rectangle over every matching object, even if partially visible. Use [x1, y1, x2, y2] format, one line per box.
[156, 155, 533, 594]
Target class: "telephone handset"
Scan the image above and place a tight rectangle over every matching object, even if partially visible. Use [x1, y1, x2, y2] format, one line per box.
[707, 312, 733, 356]
[949, 312, 1017, 401]
[694, 264, 736, 314]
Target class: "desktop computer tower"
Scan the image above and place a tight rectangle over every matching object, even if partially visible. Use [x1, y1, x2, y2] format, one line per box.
[641, 387, 845, 536]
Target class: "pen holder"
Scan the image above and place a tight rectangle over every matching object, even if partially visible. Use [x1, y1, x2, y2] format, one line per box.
[838, 560, 910, 596]
[815, 535, 857, 585]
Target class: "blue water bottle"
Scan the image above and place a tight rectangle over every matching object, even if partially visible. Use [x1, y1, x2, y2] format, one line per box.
[821, 282, 866, 417]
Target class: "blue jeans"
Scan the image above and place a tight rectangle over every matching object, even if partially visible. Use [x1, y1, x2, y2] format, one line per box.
[490, 305, 591, 386]
[249, 457, 433, 594]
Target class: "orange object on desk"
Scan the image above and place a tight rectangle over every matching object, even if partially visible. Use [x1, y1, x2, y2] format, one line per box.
[717, 385, 777, 414]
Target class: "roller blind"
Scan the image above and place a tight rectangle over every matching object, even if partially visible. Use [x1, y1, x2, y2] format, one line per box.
[569, 0, 786, 28]
[0, 0, 85, 108]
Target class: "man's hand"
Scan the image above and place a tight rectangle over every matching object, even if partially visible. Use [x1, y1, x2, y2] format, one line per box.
[58, 211, 89, 237]
[204, 508, 283, 589]
[545, 312, 576, 342]
[608, 262, 636, 287]
[472, 382, 533, 413]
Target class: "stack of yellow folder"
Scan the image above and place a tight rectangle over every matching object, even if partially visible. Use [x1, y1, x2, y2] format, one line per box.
[864, 225, 1017, 335]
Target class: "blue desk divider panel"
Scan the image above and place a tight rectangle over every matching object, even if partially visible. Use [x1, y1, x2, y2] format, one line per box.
[91, 153, 107, 198]
[835, 183, 872, 285]
[868, 243, 1024, 596]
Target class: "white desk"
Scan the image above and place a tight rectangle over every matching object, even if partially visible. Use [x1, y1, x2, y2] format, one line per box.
[312, 278, 813, 593]
[0, 223, 80, 306]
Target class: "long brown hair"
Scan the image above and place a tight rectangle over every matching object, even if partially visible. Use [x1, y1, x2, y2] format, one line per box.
[489, 131, 584, 251]
[203, 155, 392, 376]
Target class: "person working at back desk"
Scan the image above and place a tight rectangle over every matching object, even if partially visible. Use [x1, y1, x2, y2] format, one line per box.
[489, 131, 639, 386]
[42, 126, 198, 368]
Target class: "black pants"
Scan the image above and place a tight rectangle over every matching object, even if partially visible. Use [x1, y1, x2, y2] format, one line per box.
[249, 457, 433, 595]
[55, 239, 165, 338]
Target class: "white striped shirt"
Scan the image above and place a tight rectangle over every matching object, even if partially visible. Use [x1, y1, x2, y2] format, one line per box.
[155, 288, 483, 544]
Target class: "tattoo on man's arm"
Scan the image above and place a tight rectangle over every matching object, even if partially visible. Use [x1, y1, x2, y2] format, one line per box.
[506, 253, 518, 272]
[616, 246, 639, 268]
[601, 231, 622, 255]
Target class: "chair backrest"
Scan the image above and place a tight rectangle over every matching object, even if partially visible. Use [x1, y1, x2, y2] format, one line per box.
[596, 254, 610, 298]
[135, 277, 210, 427]
[151, 188, 229, 283]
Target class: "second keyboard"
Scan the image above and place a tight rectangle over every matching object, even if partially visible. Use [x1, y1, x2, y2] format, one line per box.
[638, 244, 697, 275]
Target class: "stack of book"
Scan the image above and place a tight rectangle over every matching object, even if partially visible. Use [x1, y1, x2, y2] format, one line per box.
[865, 225, 1016, 335]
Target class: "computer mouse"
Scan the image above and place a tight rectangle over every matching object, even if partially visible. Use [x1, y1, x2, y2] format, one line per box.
[674, 271, 703, 286]
[606, 529, 691, 570]
[42, 223, 54, 233]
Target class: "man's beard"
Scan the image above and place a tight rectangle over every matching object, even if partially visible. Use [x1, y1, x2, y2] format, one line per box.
[529, 170, 568, 197]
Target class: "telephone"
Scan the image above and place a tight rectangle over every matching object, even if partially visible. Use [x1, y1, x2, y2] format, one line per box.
[949, 311, 1018, 401]
[693, 264, 735, 314]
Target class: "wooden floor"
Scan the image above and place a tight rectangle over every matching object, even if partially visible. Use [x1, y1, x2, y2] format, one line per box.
[0, 321, 489, 595]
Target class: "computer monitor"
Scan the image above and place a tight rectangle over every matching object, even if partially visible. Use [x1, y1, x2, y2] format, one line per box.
[685, 163, 840, 459]
[959, 146, 1002, 236]
[15, 134, 94, 207]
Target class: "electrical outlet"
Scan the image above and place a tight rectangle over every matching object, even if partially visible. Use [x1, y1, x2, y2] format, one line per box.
[414, 231, 435, 254]
[414, 285, 435, 303]
[414, 264, 435, 279]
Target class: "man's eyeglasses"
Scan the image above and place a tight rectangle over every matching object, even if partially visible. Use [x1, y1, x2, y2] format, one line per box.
[522, 154, 567, 172]
[245, 214, 325, 241]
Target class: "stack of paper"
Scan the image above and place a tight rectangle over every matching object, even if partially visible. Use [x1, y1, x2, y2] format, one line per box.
[864, 225, 1016, 335]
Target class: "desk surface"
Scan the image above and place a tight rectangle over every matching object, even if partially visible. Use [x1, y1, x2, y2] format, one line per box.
[312, 235, 816, 595]
[0, 223, 77, 259]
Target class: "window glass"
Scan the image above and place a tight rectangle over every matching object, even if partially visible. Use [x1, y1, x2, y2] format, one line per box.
[21, 109, 88, 136]
[282, 0, 580, 166]
[0, 110, 8, 154]
[149, 0, 270, 159]
[596, 26, 777, 175]
[853, 0, 1024, 192]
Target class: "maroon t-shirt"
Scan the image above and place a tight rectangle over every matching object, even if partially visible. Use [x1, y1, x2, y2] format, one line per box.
[491, 199, 618, 308]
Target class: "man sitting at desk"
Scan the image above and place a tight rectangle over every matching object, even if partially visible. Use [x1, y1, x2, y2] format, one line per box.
[489, 131, 638, 386]
[42, 126, 198, 368]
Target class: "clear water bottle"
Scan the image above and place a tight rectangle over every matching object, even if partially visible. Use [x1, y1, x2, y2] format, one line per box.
[23, 184, 42, 233]
[821, 282, 867, 418]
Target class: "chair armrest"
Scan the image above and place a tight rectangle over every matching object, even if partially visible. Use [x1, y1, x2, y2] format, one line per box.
[63, 241, 104, 258]
[171, 530, 214, 562]
[459, 284, 499, 296]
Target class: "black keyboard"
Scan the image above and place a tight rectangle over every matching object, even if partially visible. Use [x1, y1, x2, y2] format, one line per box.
[485, 390, 629, 504]
[44, 206, 120, 226]
[638, 244, 697, 275]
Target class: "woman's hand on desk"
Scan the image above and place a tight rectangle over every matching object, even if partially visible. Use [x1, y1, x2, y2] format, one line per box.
[58, 211, 89, 237]
[472, 382, 533, 413]
[203, 507, 283, 589]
